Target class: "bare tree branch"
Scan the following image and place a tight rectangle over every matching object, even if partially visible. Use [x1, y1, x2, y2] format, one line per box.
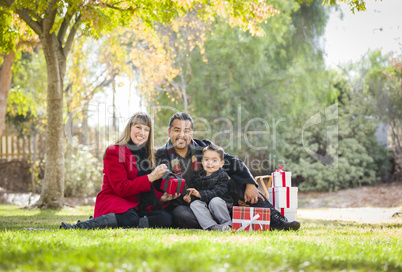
[43, 0, 58, 34]
[45, 0, 57, 17]
[64, 82, 73, 94]
[57, 6, 73, 45]
[63, 15, 81, 58]
[0, 0, 43, 36]
[15, 40, 40, 50]
[0, 0, 14, 8]
[105, 3, 138, 12]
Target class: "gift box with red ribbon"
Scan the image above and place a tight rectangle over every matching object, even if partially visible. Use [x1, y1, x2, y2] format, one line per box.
[160, 170, 185, 194]
[232, 206, 270, 231]
[272, 166, 292, 187]
[269, 166, 298, 222]
[268, 187, 298, 208]
[278, 207, 297, 222]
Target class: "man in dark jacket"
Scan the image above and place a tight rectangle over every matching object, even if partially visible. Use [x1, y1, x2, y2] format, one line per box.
[155, 112, 300, 231]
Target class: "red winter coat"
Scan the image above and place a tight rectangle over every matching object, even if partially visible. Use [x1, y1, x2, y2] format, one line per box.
[94, 145, 164, 218]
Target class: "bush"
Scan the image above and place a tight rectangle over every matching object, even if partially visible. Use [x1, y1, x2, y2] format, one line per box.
[286, 102, 390, 192]
[64, 147, 103, 197]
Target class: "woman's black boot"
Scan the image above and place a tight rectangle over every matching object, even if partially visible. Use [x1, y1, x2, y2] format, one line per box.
[60, 213, 118, 229]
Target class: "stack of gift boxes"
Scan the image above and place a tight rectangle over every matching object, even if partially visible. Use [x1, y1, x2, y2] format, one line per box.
[268, 167, 298, 221]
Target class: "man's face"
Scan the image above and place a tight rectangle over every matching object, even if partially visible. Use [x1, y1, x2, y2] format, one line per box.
[168, 119, 193, 150]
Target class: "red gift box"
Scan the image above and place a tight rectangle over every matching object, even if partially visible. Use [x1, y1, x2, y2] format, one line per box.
[232, 206, 270, 231]
[160, 170, 185, 194]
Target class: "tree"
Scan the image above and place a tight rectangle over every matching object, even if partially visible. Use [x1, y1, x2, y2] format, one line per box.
[147, 0, 333, 150]
[0, 9, 38, 137]
[304, 0, 367, 13]
[141, 0, 390, 192]
[0, 0, 275, 209]
[362, 51, 401, 179]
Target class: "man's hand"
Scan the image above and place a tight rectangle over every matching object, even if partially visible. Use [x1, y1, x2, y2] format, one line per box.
[244, 183, 264, 204]
[160, 192, 179, 202]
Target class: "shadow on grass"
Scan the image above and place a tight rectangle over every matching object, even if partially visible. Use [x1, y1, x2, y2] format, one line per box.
[0, 205, 93, 231]
[0, 214, 93, 231]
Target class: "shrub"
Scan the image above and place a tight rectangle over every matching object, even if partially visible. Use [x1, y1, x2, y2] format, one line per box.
[64, 147, 103, 197]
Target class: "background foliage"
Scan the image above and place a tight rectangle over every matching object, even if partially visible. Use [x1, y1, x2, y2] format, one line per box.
[2, 0, 399, 194]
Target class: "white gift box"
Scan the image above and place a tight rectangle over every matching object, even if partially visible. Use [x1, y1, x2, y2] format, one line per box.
[272, 171, 292, 187]
[276, 207, 297, 222]
[268, 187, 298, 208]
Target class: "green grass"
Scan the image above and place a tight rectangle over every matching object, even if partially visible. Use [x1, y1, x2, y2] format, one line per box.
[0, 205, 401, 272]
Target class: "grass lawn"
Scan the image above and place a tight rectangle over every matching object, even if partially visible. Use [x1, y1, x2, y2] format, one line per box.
[0, 205, 401, 272]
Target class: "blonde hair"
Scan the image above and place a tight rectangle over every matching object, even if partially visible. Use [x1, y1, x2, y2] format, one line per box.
[110, 112, 155, 169]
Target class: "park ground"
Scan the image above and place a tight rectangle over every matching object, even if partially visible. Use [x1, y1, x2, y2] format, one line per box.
[298, 180, 402, 224]
[1, 180, 402, 224]
[0, 181, 401, 271]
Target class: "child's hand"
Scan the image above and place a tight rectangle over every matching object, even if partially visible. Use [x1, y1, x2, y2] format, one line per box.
[183, 194, 191, 203]
[187, 188, 201, 198]
[183, 189, 192, 203]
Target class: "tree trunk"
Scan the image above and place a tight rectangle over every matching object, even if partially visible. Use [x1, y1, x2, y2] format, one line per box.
[34, 34, 66, 209]
[0, 51, 16, 137]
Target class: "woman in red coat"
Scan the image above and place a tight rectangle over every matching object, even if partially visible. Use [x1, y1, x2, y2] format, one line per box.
[60, 112, 177, 229]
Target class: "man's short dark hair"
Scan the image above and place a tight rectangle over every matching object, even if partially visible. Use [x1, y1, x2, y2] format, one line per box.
[203, 144, 224, 161]
[169, 112, 194, 129]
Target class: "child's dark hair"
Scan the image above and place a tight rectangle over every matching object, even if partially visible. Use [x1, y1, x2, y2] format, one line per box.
[203, 144, 224, 160]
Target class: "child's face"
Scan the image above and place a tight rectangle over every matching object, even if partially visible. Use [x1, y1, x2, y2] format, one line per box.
[202, 150, 224, 176]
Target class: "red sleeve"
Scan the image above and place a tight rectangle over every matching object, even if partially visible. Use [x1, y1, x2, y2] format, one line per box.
[103, 146, 151, 197]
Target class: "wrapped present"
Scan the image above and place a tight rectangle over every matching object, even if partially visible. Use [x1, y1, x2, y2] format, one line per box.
[232, 206, 270, 231]
[277, 207, 297, 222]
[268, 187, 298, 208]
[272, 166, 291, 187]
[160, 170, 185, 194]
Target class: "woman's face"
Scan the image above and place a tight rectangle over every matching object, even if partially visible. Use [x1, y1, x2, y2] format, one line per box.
[130, 123, 150, 146]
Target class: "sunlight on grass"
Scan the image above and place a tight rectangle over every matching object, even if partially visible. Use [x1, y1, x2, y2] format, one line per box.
[0, 205, 401, 271]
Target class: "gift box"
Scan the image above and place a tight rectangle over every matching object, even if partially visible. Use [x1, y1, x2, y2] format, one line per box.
[277, 207, 297, 222]
[268, 187, 298, 208]
[160, 170, 185, 194]
[272, 166, 292, 187]
[232, 206, 270, 231]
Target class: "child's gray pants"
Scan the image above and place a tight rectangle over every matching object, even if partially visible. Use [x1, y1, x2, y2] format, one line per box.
[190, 197, 232, 229]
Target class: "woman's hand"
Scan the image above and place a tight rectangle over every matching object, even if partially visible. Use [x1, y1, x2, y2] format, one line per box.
[160, 192, 180, 202]
[148, 164, 168, 182]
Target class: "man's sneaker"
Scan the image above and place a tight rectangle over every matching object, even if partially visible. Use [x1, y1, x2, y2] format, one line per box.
[270, 212, 300, 231]
[209, 224, 232, 231]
